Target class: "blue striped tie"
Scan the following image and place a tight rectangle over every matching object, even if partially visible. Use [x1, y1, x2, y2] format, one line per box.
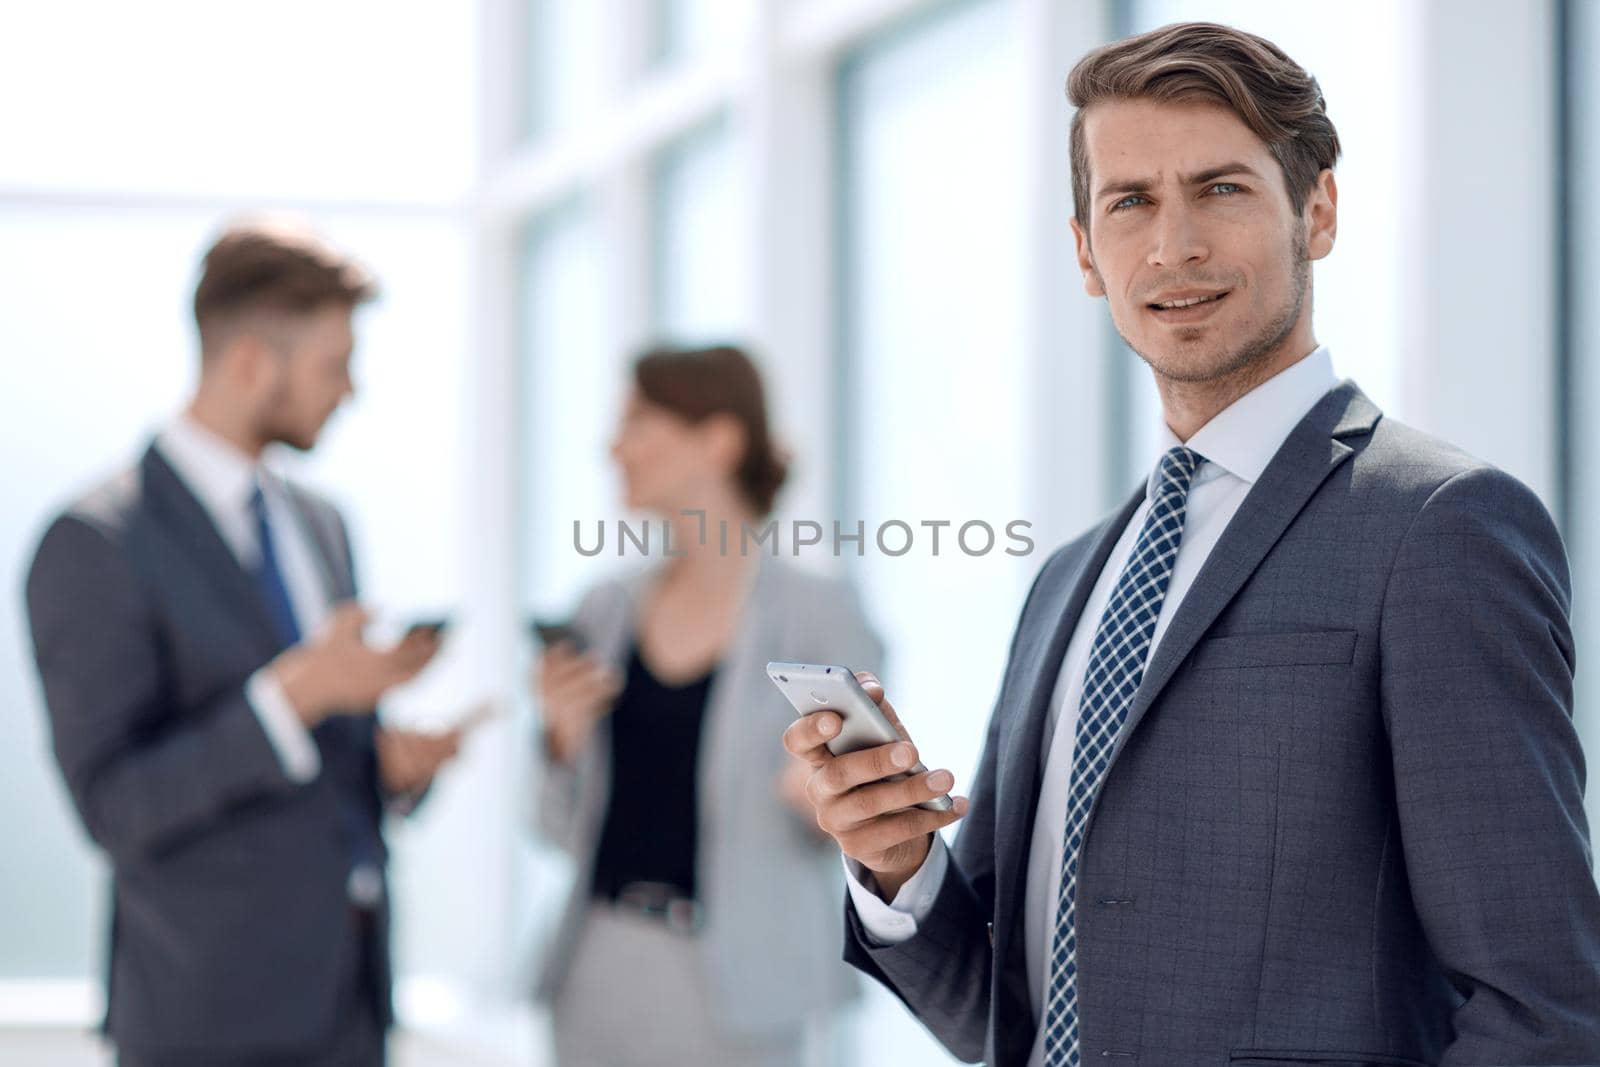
[1041, 445, 1204, 1065]
[250, 481, 384, 895]
[249, 483, 301, 649]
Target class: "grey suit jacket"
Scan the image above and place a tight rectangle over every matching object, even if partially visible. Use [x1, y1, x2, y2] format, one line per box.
[24, 444, 397, 1057]
[532, 552, 882, 1036]
[844, 383, 1600, 1066]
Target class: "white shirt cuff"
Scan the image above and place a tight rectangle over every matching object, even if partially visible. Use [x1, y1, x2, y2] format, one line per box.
[843, 834, 950, 945]
[246, 668, 321, 783]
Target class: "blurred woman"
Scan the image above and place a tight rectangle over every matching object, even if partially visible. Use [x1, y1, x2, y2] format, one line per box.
[530, 344, 883, 1067]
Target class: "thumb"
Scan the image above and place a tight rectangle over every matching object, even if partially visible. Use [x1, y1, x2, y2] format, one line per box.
[325, 601, 371, 639]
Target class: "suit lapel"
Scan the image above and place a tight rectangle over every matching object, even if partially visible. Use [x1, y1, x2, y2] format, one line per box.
[141, 444, 282, 655]
[1098, 381, 1382, 780]
[282, 483, 355, 601]
[995, 490, 1144, 933]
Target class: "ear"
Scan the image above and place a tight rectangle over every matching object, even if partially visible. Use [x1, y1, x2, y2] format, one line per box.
[701, 413, 747, 476]
[231, 326, 301, 409]
[1304, 168, 1337, 262]
[221, 331, 274, 387]
[1070, 216, 1106, 298]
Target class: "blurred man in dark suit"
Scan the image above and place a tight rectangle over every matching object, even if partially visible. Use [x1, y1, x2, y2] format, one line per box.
[26, 219, 463, 1066]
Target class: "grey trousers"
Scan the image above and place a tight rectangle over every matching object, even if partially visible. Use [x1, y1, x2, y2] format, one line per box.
[551, 904, 803, 1067]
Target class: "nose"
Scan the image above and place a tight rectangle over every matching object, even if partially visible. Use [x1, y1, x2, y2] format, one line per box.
[608, 434, 634, 474]
[1147, 202, 1209, 270]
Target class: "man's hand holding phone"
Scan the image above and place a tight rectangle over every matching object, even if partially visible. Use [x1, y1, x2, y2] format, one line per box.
[270, 603, 442, 728]
[781, 671, 968, 901]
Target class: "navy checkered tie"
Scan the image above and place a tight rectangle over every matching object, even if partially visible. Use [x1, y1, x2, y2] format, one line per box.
[1041, 445, 1205, 1065]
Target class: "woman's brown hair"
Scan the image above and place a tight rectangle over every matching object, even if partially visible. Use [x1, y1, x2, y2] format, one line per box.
[632, 344, 789, 516]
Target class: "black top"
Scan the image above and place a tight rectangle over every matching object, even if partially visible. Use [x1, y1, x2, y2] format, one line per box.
[589, 643, 716, 903]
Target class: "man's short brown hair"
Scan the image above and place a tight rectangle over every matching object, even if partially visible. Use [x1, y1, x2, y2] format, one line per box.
[193, 218, 377, 357]
[1067, 21, 1341, 232]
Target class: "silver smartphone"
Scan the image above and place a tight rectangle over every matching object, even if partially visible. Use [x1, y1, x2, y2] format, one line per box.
[766, 662, 953, 813]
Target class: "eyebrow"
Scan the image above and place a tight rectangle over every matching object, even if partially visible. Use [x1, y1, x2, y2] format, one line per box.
[1095, 162, 1264, 202]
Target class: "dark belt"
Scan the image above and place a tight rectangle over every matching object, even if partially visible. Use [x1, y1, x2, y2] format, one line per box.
[603, 880, 704, 933]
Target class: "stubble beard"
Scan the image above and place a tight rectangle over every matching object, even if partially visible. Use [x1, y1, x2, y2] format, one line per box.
[1121, 229, 1311, 388]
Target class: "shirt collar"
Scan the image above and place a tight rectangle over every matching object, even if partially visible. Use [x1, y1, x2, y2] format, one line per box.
[155, 413, 264, 523]
[1147, 344, 1338, 499]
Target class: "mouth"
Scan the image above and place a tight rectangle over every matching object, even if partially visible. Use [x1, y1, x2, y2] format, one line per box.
[1146, 289, 1231, 323]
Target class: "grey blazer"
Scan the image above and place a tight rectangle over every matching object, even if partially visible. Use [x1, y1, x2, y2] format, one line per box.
[24, 444, 399, 1057]
[532, 552, 883, 1037]
[844, 383, 1600, 1066]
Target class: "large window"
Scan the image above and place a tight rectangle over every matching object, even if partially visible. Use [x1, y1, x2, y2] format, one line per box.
[0, 0, 486, 1039]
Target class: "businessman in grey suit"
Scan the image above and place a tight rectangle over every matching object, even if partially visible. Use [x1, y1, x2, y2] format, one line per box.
[25, 220, 465, 1065]
[786, 22, 1600, 1067]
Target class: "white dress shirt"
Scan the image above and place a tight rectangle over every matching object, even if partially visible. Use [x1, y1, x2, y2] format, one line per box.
[846, 346, 1340, 1065]
[155, 414, 330, 783]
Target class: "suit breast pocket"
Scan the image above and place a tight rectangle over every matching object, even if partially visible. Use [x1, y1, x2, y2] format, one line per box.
[1229, 1051, 1430, 1067]
[1191, 629, 1357, 671]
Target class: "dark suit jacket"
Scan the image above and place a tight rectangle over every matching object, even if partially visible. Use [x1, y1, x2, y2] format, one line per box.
[25, 444, 395, 1058]
[845, 383, 1600, 1066]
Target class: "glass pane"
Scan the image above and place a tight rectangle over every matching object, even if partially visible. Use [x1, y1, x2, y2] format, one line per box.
[650, 0, 753, 67]
[514, 202, 626, 1011]
[519, 201, 624, 618]
[1119, 0, 1411, 475]
[838, 1, 1025, 1058]
[0, 0, 475, 202]
[526, 0, 608, 142]
[651, 116, 750, 344]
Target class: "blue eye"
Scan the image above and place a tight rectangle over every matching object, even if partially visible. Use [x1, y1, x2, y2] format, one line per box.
[1110, 195, 1146, 213]
[1209, 182, 1243, 196]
